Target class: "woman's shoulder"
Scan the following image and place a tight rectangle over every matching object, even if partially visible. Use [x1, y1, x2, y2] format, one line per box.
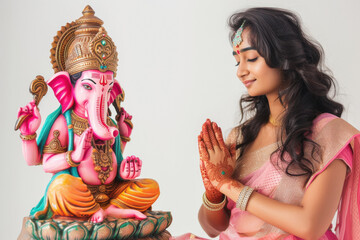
[306, 113, 359, 188]
[312, 113, 360, 137]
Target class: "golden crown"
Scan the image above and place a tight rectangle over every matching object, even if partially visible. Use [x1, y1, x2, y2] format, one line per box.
[50, 5, 118, 77]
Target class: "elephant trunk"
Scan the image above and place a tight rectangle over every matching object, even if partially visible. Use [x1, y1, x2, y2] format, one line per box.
[87, 93, 118, 140]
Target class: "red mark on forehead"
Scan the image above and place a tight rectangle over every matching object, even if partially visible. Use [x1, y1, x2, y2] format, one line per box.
[99, 74, 107, 86]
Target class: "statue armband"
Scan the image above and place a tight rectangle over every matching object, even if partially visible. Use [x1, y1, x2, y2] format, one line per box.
[43, 130, 67, 154]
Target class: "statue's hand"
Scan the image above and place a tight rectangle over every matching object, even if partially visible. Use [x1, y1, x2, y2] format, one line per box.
[118, 107, 133, 138]
[72, 127, 93, 163]
[120, 155, 142, 179]
[17, 100, 41, 135]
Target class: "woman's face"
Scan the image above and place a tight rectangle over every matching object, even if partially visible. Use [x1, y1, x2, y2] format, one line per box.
[233, 28, 283, 97]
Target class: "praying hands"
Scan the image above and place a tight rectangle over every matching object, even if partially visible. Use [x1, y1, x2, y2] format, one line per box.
[198, 119, 236, 193]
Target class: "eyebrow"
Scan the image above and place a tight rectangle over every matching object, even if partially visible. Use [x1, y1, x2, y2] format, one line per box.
[232, 46, 257, 56]
[240, 46, 256, 52]
[81, 78, 96, 84]
[109, 81, 114, 86]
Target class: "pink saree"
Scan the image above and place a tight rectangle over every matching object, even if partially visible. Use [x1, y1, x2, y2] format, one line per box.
[173, 113, 360, 240]
[219, 113, 360, 239]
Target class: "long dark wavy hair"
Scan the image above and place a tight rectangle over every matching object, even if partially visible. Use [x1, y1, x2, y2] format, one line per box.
[229, 7, 343, 181]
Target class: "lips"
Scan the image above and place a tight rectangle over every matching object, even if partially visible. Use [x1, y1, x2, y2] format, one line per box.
[243, 79, 256, 87]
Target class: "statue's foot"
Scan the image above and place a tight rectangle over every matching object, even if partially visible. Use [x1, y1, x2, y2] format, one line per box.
[90, 208, 107, 223]
[105, 205, 147, 220]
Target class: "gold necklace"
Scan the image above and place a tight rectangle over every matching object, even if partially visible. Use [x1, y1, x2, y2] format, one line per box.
[269, 115, 281, 127]
[91, 138, 113, 184]
[71, 111, 89, 136]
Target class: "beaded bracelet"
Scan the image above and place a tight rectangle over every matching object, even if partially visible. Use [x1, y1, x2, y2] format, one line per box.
[236, 186, 249, 209]
[202, 192, 227, 211]
[236, 186, 255, 211]
[240, 187, 255, 211]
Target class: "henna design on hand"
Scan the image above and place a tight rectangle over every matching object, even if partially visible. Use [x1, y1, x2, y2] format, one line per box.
[198, 135, 224, 203]
[200, 120, 237, 192]
[202, 120, 214, 151]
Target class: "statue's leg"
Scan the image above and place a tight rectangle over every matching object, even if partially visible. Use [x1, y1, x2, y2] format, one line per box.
[47, 174, 101, 218]
[109, 178, 160, 212]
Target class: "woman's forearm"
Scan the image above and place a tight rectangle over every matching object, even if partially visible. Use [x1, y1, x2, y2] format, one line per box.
[221, 182, 315, 238]
[198, 204, 230, 238]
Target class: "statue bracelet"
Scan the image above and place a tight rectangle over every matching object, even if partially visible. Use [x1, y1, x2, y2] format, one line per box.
[66, 150, 80, 167]
[20, 133, 37, 141]
[120, 136, 131, 142]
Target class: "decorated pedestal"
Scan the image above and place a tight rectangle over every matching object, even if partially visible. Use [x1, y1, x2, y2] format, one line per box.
[19, 211, 172, 240]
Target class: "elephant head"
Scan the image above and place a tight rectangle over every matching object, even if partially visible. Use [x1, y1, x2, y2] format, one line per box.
[47, 70, 122, 140]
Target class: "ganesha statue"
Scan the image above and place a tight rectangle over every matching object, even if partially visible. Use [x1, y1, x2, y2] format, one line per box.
[16, 5, 171, 240]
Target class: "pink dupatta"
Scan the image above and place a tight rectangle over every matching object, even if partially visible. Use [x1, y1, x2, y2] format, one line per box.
[305, 113, 360, 239]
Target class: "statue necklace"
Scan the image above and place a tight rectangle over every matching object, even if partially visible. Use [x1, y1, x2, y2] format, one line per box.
[91, 138, 113, 184]
[71, 111, 113, 184]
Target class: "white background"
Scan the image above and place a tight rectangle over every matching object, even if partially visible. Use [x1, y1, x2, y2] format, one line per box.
[1, 0, 360, 239]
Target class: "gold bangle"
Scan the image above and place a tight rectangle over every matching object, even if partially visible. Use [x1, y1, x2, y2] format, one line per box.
[120, 136, 131, 142]
[66, 150, 80, 167]
[202, 192, 227, 211]
[20, 133, 37, 141]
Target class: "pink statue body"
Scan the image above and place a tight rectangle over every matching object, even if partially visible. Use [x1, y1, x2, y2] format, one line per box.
[16, 6, 172, 240]
[17, 69, 152, 222]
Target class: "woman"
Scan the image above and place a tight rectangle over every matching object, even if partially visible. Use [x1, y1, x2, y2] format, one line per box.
[196, 7, 360, 240]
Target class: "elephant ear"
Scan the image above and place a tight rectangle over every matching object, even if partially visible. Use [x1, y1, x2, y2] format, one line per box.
[47, 71, 74, 113]
[108, 79, 123, 105]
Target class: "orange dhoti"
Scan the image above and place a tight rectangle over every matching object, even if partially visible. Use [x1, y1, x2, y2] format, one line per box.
[47, 174, 160, 218]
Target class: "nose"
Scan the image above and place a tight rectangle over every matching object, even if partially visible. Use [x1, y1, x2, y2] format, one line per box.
[236, 62, 249, 80]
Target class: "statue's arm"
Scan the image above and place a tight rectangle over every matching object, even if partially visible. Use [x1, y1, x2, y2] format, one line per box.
[18, 100, 41, 166]
[116, 107, 133, 151]
[41, 115, 70, 173]
[21, 137, 41, 166]
[42, 115, 93, 173]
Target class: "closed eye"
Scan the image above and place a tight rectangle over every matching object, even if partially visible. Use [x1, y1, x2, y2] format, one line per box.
[235, 62, 240, 66]
[248, 57, 258, 62]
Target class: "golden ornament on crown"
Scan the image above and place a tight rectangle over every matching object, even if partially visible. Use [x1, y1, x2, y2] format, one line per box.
[50, 5, 118, 77]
